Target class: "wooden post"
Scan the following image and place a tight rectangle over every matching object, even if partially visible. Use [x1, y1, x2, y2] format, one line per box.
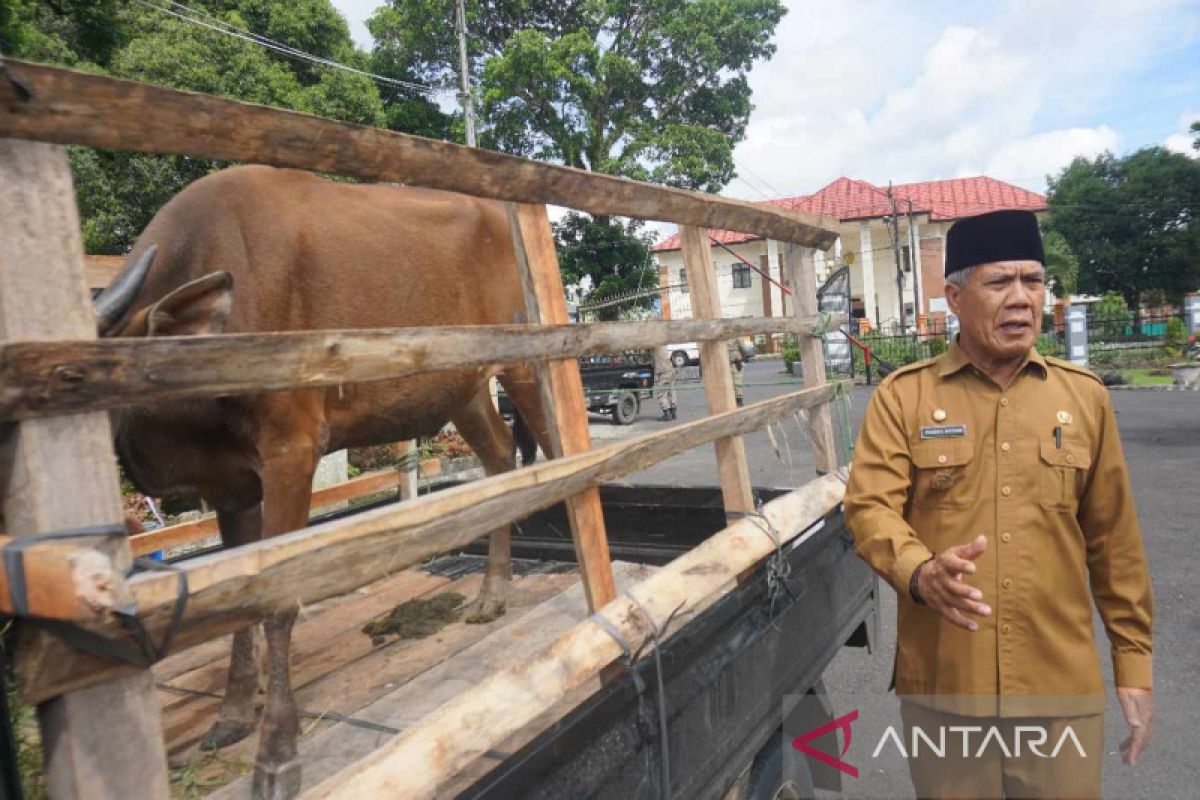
[506, 203, 616, 612]
[0, 141, 169, 797]
[784, 242, 838, 473]
[678, 226, 755, 516]
[398, 440, 419, 501]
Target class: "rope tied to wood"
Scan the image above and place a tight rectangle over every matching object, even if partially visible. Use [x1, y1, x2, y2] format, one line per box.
[2, 523, 188, 669]
[805, 311, 834, 339]
[588, 593, 686, 799]
[727, 509, 798, 631]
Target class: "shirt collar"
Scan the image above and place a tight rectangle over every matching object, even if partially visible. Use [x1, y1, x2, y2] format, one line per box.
[935, 335, 1048, 380]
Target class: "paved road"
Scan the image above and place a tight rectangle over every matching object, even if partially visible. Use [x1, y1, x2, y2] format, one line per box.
[591, 359, 1199, 799]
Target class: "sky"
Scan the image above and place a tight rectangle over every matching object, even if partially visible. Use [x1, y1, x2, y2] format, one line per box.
[331, 0, 1199, 199]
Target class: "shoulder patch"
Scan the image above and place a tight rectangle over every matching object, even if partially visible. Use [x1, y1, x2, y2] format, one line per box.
[1044, 356, 1104, 386]
[879, 356, 936, 386]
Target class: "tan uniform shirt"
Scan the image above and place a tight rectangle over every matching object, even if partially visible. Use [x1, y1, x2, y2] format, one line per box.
[844, 340, 1153, 716]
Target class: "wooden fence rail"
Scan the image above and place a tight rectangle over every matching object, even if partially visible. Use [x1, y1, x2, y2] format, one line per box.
[0, 314, 840, 421]
[0, 60, 837, 249]
[18, 383, 840, 704]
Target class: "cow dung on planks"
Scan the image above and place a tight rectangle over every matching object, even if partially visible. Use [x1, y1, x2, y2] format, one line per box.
[361, 592, 467, 645]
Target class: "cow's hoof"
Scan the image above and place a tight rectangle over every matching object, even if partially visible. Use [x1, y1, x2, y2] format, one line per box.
[252, 758, 302, 800]
[463, 595, 506, 625]
[200, 719, 254, 751]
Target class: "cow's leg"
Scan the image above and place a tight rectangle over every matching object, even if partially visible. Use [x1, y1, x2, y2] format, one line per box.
[499, 365, 556, 458]
[201, 504, 265, 750]
[252, 400, 323, 800]
[451, 386, 522, 624]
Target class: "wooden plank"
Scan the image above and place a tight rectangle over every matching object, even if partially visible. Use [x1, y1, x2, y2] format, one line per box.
[0, 535, 123, 620]
[507, 203, 615, 612]
[679, 226, 755, 516]
[783, 243, 838, 473]
[220, 564, 648, 796]
[129, 467, 403, 557]
[18, 382, 840, 703]
[0, 139, 169, 798]
[0, 61, 837, 248]
[161, 569, 451, 757]
[302, 475, 847, 800]
[0, 315, 840, 422]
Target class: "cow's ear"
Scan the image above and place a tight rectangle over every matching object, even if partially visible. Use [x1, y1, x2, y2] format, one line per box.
[146, 272, 233, 336]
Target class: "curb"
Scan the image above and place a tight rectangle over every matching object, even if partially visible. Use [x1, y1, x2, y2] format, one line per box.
[1107, 384, 1199, 392]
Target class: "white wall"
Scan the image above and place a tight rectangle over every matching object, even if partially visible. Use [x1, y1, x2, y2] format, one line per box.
[655, 240, 768, 319]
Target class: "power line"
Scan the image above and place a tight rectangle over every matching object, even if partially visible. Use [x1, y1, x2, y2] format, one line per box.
[734, 157, 787, 198]
[138, 0, 447, 97]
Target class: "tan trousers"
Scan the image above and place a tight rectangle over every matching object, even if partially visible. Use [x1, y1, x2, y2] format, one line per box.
[901, 701, 1103, 800]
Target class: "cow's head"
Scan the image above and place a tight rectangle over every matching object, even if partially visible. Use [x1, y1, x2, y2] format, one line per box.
[95, 244, 234, 338]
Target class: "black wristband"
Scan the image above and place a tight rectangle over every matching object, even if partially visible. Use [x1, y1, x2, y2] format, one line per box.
[909, 556, 935, 605]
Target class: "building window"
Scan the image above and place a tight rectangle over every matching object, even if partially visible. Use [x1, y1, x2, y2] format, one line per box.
[678, 269, 689, 294]
[732, 264, 752, 288]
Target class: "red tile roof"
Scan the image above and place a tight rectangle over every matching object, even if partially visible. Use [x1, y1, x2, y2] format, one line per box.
[652, 176, 1047, 251]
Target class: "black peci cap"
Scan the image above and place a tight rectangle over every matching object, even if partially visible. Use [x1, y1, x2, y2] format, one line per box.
[945, 209, 1044, 276]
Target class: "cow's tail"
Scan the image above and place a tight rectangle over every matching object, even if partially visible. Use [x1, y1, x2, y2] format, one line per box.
[512, 409, 538, 467]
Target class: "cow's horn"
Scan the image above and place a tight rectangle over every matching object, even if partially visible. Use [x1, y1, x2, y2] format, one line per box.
[95, 244, 156, 332]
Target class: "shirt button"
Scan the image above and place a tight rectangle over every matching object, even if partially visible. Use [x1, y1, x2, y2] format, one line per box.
[1001, 441, 1011, 452]
[1001, 532, 1012, 543]
[1002, 578, 1013, 589]
[937, 454, 948, 464]
[1000, 397, 1010, 407]
[1066, 453, 1075, 464]
[1001, 623, 1012, 635]
[1001, 485, 1012, 497]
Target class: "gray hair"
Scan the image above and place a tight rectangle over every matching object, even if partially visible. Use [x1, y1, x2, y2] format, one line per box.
[945, 266, 975, 289]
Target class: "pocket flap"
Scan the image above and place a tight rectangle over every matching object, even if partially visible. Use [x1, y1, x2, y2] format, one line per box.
[1039, 438, 1092, 469]
[912, 439, 974, 469]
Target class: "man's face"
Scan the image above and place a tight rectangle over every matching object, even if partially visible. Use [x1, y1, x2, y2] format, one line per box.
[945, 260, 1045, 362]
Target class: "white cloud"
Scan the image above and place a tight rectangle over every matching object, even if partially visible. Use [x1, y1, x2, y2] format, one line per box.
[985, 126, 1121, 184]
[730, 0, 1200, 197]
[1164, 109, 1200, 155]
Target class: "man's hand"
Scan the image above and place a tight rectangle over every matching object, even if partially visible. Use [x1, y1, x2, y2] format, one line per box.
[915, 535, 991, 631]
[1117, 687, 1154, 766]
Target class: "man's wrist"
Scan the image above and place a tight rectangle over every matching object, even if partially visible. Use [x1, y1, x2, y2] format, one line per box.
[909, 556, 935, 604]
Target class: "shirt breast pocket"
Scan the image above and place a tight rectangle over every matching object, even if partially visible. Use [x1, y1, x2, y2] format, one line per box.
[911, 439, 975, 509]
[1038, 438, 1092, 512]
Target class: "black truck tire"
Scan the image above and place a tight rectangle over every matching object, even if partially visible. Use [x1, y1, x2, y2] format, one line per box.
[610, 392, 639, 425]
[744, 732, 816, 800]
[671, 350, 689, 368]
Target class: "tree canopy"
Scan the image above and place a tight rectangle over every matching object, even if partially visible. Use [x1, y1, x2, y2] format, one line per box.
[1, 0, 450, 253]
[1046, 147, 1200, 306]
[370, 0, 785, 308]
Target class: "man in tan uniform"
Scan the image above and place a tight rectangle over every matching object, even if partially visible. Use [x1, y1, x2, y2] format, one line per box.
[844, 210, 1153, 798]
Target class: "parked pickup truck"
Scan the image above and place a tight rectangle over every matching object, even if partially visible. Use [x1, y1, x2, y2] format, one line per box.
[579, 355, 655, 425]
[496, 356, 655, 425]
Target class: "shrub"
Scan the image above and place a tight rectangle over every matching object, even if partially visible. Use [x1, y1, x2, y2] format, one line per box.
[782, 347, 800, 373]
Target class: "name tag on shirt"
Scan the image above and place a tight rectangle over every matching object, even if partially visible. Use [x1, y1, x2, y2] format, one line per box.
[920, 424, 967, 439]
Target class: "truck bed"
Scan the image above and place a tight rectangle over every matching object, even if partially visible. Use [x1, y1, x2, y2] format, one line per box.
[154, 485, 874, 798]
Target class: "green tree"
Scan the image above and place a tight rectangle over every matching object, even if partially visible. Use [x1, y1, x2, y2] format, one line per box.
[3, 1, 445, 253]
[371, 0, 784, 309]
[555, 212, 656, 320]
[1041, 229, 1078, 299]
[1047, 147, 1200, 307]
[1191, 119, 1199, 151]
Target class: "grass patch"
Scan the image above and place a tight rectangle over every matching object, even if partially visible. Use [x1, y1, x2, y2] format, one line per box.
[1120, 368, 1175, 387]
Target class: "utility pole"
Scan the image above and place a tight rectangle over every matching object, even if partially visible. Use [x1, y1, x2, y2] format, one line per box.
[887, 182, 907, 333]
[906, 197, 922, 330]
[455, 0, 476, 147]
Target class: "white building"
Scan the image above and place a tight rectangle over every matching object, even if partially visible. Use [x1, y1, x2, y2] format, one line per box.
[652, 176, 1048, 349]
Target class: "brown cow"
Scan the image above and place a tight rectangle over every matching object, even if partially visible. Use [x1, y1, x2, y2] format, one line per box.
[94, 165, 552, 798]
